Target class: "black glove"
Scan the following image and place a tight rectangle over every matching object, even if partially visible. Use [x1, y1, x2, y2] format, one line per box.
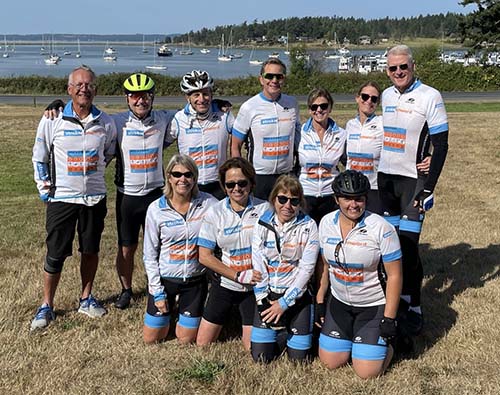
[213, 98, 232, 112]
[314, 303, 326, 328]
[46, 99, 65, 111]
[379, 316, 398, 342]
[414, 189, 434, 211]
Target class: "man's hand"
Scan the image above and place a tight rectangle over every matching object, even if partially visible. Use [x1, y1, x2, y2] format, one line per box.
[154, 299, 169, 315]
[414, 189, 434, 213]
[213, 98, 232, 113]
[44, 99, 65, 119]
[416, 155, 431, 174]
[314, 303, 326, 328]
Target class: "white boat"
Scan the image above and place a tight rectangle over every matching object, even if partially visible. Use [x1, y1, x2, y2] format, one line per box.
[217, 34, 232, 62]
[284, 33, 290, 55]
[357, 57, 377, 74]
[338, 56, 353, 73]
[200, 48, 211, 54]
[323, 50, 340, 59]
[249, 48, 263, 65]
[339, 47, 350, 56]
[179, 34, 194, 55]
[268, 51, 280, 58]
[44, 54, 60, 65]
[75, 38, 81, 58]
[146, 42, 167, 71]
[157, 44, 173, 57]
[142, 35, 148, 53]
[103, 55, 117, 61]
[104, 43, 116, 55]
[3, 35, 9, 58]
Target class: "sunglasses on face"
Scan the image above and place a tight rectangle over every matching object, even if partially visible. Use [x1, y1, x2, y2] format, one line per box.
[225, 180, 249, 189]
[262, 73, 285, 81]
[127, 92, 153, 101]
[360, 93, 379, 104]
[170, 171, 194, 179]
[69, 82, 97, 91]
[310, 103, 329, 111]
[387, 63, 409, 73]
[276, 195, 300, 206]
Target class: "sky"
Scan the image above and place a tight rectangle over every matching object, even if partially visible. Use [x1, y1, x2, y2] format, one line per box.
[4, 0, 475, 35]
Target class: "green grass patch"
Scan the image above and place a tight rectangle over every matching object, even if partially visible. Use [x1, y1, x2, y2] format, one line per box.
[174, 359, 225, 384]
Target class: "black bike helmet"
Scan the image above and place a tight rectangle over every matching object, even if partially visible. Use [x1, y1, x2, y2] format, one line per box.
[332, 170, 370, 197]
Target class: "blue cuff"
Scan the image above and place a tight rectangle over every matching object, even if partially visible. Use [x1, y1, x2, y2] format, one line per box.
[40, 194, 49, 202]
[153, 293, 166, 303]
[278, 297, 289, 311]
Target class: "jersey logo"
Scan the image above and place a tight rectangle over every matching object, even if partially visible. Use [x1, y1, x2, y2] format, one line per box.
[405, 98, 415, 104]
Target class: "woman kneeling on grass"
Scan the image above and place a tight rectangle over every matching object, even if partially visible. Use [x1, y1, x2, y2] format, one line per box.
[250, 175, 319, 363]
[196, 157, 269, 350]
[316, 170, 402, 378]
[142, 154, 217, 344]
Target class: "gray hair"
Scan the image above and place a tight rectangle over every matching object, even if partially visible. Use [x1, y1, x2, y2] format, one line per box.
[68, 65, 97, 85]
[387, 45, 413, 64]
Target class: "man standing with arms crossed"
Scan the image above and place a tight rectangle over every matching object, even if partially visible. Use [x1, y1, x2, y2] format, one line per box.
[31, 65, 117, 330]
[379, 45, 449, 336]
[231, 58, 301, 200]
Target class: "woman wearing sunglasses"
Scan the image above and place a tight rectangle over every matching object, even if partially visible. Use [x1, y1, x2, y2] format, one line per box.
[142, 154, 218, 344]
[316, 170, 402, 378]
[196, 158, 269, 350]
[298, 88, 347, 224]
[250, 175, 319, 363]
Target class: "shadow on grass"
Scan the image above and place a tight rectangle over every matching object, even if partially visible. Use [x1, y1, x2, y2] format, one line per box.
[406, 242, 500, 359]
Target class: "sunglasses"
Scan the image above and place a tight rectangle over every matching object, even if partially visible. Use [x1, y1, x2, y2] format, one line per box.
[262, 73, 285, 81]
[387, 63, 409, 73]
[170, 171, 194, 179]
[360, 93, 379, 104]
[225, 180, 249, 189]
[310, 103, 329, 111]
[334, 241, 348, 274]
[127, 91, 153, 101]
[277, 195, 300, 207]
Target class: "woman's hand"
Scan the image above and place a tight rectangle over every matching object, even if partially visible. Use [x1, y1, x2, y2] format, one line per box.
[155, 299, 169, 314]
[260, 299, 285, 325]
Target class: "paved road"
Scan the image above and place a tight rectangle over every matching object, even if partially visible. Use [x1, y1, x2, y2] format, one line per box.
[0, 91, 499, 107]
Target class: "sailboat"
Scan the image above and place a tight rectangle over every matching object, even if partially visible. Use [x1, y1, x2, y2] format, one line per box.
[142, 34, 149, 53]
[284, 33, 290, 55]
[146, 42, 167, 71]
[249, 47, 263, 65]
[227, 29, 243, 59]
[179, 38, 193, 55]
[75, 38, 81, 58]
[103, 42, 117, 61]
[104, 42, 117, 55]
[200, 48, 211, 54]
[3, 36, 9, 58]
[217, 34, 232, 62]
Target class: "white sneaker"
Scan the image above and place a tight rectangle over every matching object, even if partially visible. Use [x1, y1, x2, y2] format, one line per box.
[30, 303, 55, 331]
[78, 295, 107, 318]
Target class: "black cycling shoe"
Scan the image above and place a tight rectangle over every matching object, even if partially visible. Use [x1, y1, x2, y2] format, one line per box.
[114, 289, 132, 309]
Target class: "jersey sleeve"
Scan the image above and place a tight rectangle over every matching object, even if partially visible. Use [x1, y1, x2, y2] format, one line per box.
[197, 206, 218, 250]
[104, 115, 117, 164]
[279, 220, 319, 309]
[165, 113, 180, 146]
[252, 222, 270, 302]
[425, 89, 448, 135]
[161, 110, 177, 148]
[142, 204, 165, 298]
[231, 102, 251, 142]
[225, 111, 235, 134]
[32, 117, 54, 201]
[378, 219, 402, 264]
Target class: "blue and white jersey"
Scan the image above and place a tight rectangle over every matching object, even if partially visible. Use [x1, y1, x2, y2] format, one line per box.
[32, 100, 116, 205]
[113, 110, 176, 196]
[167, 103, 234, 185]
[319, 210, 402, 307]
[197, 196, 269, 292]
[298, 117, 346, 197]
[252, 210, 319, 310]
[232, 93, 301, 175]
[380, 79, 448, 179]
[345, 114, 383, 190]
[143, 192, 218, 298]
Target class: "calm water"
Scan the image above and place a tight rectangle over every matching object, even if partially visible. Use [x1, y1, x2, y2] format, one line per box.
[0, 43, 387, 79]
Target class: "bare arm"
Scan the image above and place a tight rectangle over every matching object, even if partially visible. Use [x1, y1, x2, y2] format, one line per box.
[382, 259, 402, 319]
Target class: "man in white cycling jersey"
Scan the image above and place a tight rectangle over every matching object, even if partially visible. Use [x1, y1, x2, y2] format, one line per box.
[31, 65, 117, 331]
[379, 45, 449, 336]
[231, 58, 301, 200]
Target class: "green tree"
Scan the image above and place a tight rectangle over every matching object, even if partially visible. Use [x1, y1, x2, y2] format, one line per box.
[459, 0, 500, 49]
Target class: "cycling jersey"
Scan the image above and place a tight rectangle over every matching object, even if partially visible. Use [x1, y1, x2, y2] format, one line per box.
[252, 210, 319, 310]
[32, 100, 116, 205]
[197, 196, 269, 292]
[143, 192, 217, 299]
[298, 117, 346, 197]
[113, 110, 176, 196]
[345, 114, 383, 190]
[319, 210, 401, 307]
[232, 93, 301, 175]
[167, 103, 234, 185]
[380, 79, 448, 179]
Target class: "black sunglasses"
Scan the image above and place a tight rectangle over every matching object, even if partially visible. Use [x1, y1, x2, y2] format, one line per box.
[262, 73, 285, 81]
[360, 93, 379, 104]
[225, 180, 249, 189]
[388, 63, 409, 73]
[277, 195, 300, 207]
[170, 171, 194, 179]
[310, 103, 329, 111]
[334, 241, 348, 274]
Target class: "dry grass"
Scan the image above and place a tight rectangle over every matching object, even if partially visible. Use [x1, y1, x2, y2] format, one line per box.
[0, 105, 499, 395]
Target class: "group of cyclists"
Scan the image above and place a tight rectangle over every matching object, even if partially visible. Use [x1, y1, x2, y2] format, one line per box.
[30, 43, 448, 378]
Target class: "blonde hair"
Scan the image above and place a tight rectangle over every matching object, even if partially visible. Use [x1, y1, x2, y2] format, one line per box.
[163, 154, 199, 198]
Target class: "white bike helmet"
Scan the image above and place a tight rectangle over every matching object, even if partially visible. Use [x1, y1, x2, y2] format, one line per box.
[180, 70, 214, 94]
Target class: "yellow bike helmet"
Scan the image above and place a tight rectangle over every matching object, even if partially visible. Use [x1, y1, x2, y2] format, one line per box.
[123, 73, 155, 93]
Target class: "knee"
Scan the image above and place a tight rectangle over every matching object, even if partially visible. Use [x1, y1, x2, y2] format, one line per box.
[44, 255, 65, 274]
[353, 366, 383, 379]
[251, 344, 276, 364]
